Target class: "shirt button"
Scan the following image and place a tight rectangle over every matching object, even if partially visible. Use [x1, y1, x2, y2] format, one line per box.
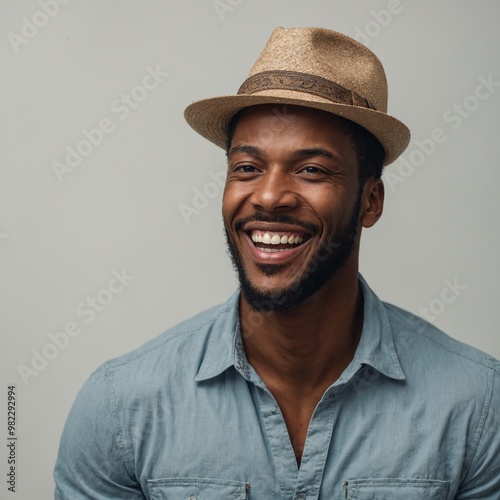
[329, 392, 335, 399]
[189, 496, 197, 500]
[298, 492, 307, 499]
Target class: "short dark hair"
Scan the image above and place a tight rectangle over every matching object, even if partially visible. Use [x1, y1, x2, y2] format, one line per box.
[225, 107, 385, 188]
[340, 118, 385, 186]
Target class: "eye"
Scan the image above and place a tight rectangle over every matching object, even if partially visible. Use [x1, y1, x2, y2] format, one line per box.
[232, 164, 260, 174]
[299, 165, 328, 175]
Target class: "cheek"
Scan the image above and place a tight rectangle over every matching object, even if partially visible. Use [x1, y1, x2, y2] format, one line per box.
[221, 185, 240, 225]
[302, 187, 355, 233]
[302, 186, 344, 216]
[222, 183, 250, 219]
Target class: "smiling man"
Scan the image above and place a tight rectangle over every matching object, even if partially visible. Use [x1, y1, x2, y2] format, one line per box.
[55, 28, 500, 499]
[223, 105, 378, 311]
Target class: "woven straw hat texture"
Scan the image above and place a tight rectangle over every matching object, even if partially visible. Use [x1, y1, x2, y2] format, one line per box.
[184, 27, 410, 165]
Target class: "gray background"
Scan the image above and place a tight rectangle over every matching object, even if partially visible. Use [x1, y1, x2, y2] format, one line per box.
[1, 0, 499, 497]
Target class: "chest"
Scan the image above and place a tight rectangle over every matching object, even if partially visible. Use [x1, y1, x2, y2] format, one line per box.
[129, 375, 466, 499]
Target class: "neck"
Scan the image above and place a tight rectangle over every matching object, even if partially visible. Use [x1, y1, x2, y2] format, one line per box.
[239, 266, 363, 393]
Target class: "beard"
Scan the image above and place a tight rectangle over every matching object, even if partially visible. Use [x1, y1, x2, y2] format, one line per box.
[224, 192, 362, 313]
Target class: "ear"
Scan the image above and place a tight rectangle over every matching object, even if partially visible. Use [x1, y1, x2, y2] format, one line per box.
[360, 178, 384, 228]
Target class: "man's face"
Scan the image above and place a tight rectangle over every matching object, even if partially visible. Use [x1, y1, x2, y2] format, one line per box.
[222, 105, 364, 312]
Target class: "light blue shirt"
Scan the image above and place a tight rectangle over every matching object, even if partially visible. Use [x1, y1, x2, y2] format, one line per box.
[54, 276, 500, 499]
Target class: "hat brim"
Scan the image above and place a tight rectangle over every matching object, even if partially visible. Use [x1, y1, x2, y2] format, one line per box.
[184, 90, 410, 166]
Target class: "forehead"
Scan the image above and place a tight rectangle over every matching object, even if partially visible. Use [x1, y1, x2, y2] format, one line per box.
[230, 104, 357, 162]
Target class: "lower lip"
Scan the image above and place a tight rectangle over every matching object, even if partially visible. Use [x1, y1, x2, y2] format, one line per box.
[243, 233, 311, 264]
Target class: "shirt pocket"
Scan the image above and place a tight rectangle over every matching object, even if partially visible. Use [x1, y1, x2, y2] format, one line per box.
[343, 478, 449, 499]
[148, 477, 249, 500]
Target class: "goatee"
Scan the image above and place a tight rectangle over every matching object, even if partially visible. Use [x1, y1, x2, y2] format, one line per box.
[224, 195, 362, 312]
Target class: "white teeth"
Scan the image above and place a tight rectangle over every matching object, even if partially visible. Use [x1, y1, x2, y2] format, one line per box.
[251, 231, 305, 245]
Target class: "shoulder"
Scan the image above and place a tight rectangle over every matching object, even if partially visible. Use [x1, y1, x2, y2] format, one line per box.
[79, 294, 238, 403]
[378, 301, 500, 494]
[385, 301, 497, 368]
[359, 274, 497, 375]
[109, 302, 225, 365]
[107, 295, 237, 373]
[383, 301, 499, 394]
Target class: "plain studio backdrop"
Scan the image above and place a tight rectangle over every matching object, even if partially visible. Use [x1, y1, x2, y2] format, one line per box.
[1, 1, 499, 497]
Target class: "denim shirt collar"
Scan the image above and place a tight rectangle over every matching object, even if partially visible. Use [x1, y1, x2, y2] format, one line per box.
[194, 289, 241, 382]
[195, 274, 405, 383]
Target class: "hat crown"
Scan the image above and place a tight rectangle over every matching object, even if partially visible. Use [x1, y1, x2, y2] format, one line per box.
[184, 26, 410, 166]
[247, 27, 388, 113]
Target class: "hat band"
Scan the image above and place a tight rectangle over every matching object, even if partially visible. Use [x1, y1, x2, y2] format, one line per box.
[237, 70, 376, 110]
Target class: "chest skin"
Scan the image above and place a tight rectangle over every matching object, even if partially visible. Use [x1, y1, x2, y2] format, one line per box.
[267, 383, 332, 466]
[281, 405, 313, 465]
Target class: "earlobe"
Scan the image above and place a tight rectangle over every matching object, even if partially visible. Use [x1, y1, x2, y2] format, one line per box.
[361, 179, 384, 228]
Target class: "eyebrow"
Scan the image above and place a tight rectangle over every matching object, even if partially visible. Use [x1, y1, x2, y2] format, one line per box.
[290, 148, 342, 163]
[227, 145, 342, 163]
[227, 145, 263, 158]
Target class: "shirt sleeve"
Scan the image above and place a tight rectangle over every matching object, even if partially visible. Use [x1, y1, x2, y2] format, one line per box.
[456, 360, 500, 499]
[54, 364, 145, 499]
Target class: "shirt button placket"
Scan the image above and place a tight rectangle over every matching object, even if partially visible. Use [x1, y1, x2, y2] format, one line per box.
[293, 399, 337, 500]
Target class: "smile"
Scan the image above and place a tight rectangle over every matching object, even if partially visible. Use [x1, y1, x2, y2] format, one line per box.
[251, 232, 304, 245]
[243, 228, 312, 261]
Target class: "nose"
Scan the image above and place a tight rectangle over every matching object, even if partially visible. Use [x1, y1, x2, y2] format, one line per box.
[249, 168, 298, 212]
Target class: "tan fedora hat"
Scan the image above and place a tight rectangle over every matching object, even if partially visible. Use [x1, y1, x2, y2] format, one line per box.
[184, 27, 410, 166]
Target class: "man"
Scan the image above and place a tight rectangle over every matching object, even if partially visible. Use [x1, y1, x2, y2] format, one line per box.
[55, 27, 500, 499]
